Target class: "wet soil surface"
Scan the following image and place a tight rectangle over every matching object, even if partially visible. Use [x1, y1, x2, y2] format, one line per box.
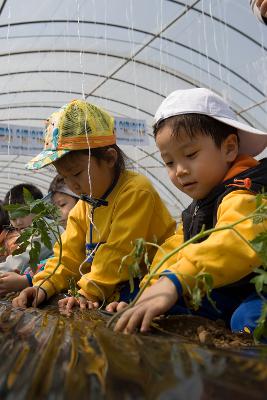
[0, 297, 266, 400]
[153, 315, 254, 348]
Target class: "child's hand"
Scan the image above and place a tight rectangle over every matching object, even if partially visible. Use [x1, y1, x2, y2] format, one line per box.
[114, 277, 178, 334]
[105, 301, 128, 313]
[12, 286, 46, 308]
[58, 296, 99, 315]
[257, 0, 267, 17]
[0, 272, 29, 296]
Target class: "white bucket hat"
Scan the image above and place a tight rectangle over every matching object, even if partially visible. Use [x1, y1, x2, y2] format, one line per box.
[44, 184, 80, 203]
[153, 88, 267, 156]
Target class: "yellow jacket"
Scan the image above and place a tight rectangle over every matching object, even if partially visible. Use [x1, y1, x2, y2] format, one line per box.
[33, 170, 176, 301]
[141, 156, 267, 295]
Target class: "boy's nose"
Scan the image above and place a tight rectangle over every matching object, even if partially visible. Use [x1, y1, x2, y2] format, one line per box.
[175, 164, 188, 177]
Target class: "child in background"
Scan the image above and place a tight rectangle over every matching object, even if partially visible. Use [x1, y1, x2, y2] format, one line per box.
[12, 100, 175, 309]
[0, 183, 44, 273]
[0, 201, 14, 261]
[0, 183, 64, 295]
[48, 174, 79, 229]
[111, 88, 267, 335]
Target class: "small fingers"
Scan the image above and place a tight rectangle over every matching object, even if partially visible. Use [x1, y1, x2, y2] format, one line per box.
[79, 297, 88, 310]
[58, 298, 69, 308]
[85, 300, 98, 310]
[66, 297, 79, 310]
[106, 301, 128, 312]
[12, 293, 27, 308]
[105, 301, 119, 312]
[140, 309, 158, 332]
[123, 308, 147, 334]
[114, 306, 144, 334]
[58, 296, 79, 310]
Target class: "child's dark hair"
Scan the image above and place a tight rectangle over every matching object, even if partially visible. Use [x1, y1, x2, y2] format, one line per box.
[3, 183, 43, 205]
[64, 144, 127, 178]
[154, 114, 239, 147]
[0, 200, 10, 231]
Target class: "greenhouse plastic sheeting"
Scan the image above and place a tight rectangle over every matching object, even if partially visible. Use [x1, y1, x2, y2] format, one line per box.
[0, 0, 266, 216]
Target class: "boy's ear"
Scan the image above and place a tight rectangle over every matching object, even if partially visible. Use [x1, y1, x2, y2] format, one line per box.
[223, 134, 239, 162]
[105, 148, 118, 167]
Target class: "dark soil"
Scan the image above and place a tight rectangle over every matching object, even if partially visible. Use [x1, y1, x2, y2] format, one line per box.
[153, 314, 254, 348]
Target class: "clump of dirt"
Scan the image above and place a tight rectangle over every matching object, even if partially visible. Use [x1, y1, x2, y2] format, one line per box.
[153, 314, 254, 348]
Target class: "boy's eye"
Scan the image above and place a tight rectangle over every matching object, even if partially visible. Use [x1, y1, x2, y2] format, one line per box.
[186, 151, 198, 158]
[74, 171, 81, 177]
[165, 161, 173, 167]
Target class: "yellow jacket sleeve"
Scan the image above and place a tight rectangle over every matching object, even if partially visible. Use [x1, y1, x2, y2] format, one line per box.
[32, 202, 87, 298]
[151, 191, 265, 295]
[78, 188, 174, 301]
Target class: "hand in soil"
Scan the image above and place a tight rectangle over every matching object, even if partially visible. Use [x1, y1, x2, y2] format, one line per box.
[114, 277, 178, 334]
[58, 295, 99, 316]
[12, 286, 46, 308]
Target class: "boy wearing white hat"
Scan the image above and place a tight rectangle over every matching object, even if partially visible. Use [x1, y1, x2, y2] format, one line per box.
[113, 88, 267, 335]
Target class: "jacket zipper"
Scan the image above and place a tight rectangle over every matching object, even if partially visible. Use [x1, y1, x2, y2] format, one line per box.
[189, 204, 200, 237]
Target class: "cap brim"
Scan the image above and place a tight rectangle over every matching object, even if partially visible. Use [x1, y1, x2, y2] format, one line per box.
[26, 149, 70, 170]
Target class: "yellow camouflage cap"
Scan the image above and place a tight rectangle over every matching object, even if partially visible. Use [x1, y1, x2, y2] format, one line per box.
[26, 100, 116, 170]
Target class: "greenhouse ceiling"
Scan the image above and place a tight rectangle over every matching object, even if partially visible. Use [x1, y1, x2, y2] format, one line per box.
[0, 0, 266, 217]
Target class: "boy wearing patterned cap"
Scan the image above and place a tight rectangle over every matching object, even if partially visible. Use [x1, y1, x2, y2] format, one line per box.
[13, 100, 175, 309]
[112, 88, 267, 336]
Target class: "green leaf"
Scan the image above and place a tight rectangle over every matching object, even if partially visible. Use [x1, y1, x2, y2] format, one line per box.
[31, 202, 46, 215]
[68, 277, 79, 298]
[250, 269, 267, 294]
[4, 203, 31, 220]
[134, 238, 145, 260]
[4, 203, 25, 212]
[128, 274, 135, 293]
[253, 301, 267, 342]
[35, 219, 52, 249]
[144, 251, 151, 272]
[17, 228, 33, 243]
[29, 240, 41, 271]
[12, 240, 30, 256]
[250, 232, 267, 266]
[255, 193, 263, 209]
[190, 286, 202, 310]
[23, 187, 35, 205]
